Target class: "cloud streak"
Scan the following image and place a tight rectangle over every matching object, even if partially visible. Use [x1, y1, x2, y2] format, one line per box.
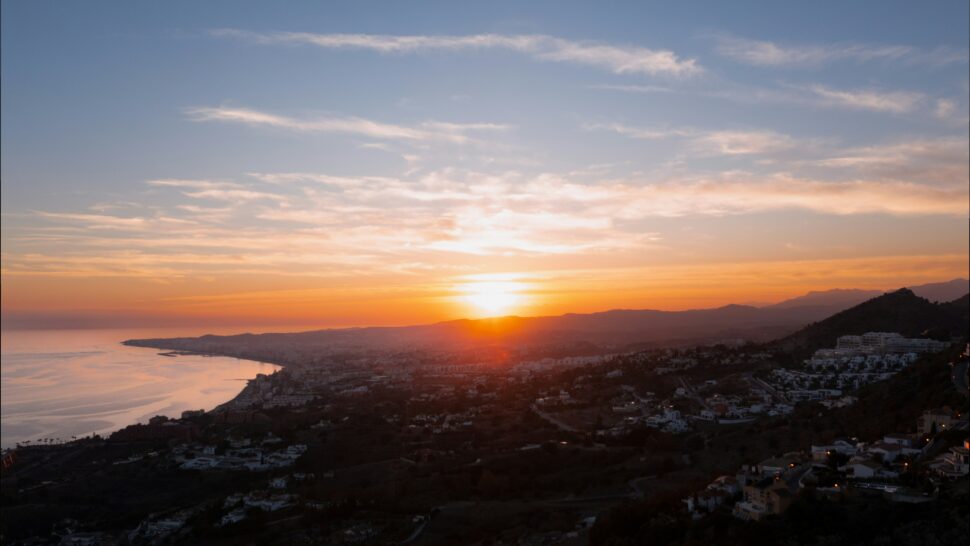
[714, 34, 968, 68]
[211, 29, 703, 77]
[805, 85, 924, 113]
[183, 105, 510, 144]
[585, 124, 798, 155]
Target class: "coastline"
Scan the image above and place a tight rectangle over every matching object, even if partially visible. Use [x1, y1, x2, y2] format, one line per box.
[121, 338, 289, 415]
[1, 332, 281, 449]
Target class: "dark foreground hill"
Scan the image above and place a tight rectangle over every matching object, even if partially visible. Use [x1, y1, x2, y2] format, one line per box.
[774, 289, 969, 357]
[590, 342, 969, 546]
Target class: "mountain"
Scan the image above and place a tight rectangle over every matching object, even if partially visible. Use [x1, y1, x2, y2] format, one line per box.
[769, 278, 969, 311]
[126, 303, 845, 362]
[769, 288, 882, 310]
[908, 278, 970, 303]
[125, 283, 969, 365]
[774, 288, 969, 356]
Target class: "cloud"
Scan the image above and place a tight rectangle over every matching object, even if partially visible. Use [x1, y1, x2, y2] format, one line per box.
[804, 85, 924, 113]
[585, 124, 796, 155]
[808, 136, 969, 185]
[32, 212, 149, 230]
[11, 158, 966, 287]
[583, 122, 693, 140]
[934, 98, 956, 119]
[147, 178, 242, 190]
[183, 105, 509, 144]
[628, 176, 967, 217]
[690, 130, 796, 155]
[211, 29, 702, 77]
[586, 84, 673, 94]
[714, 34, 968, 67]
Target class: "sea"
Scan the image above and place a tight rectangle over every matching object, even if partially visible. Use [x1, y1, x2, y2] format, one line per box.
[0, 328, 282, 449]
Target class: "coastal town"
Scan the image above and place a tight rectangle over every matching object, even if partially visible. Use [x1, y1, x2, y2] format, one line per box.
[2, 316, 967, 544]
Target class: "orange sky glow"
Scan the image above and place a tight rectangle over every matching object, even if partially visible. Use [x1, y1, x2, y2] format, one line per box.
[3, 252, 967, 329]
[2, 10, 968, 331]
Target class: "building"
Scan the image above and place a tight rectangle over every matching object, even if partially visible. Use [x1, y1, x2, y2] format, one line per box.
[733, 478, 794, 521]
[707, 475, 741, 496]
[810, 439, 858, 461]
[757, 456, 797, 477]
[832, 332, 947, 356]
[868, 442, 903, 462]
[928, 439, 970, 479]
[843, 460, 896, 479]
[882, 433, 914, 447]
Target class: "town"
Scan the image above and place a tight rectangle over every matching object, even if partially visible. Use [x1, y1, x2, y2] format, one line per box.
[2, 320, 967, 545]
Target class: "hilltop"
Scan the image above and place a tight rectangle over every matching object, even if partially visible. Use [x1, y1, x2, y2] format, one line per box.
[774, 288, 969, 357]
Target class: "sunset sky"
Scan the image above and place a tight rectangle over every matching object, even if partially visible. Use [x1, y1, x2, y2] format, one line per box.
[2, 1, 968, 329]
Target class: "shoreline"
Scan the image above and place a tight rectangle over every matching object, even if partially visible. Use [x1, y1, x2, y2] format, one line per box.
[1, 340, 281, 450]
[121, 340, 288, 411]
[120, 341, 289, 418]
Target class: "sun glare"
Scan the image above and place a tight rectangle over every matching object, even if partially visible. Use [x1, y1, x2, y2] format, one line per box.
[460, 280, 528, 316]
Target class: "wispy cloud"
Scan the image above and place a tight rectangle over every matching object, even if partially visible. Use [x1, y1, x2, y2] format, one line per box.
[183, 105, 509, 144]
[586, 84, 673, 94]
[808, 136, 969, 185]
[583, 122, 693, 140]
[934, 98, 956, 119]
[7, 165, 965, 294]
[147, 178, 242, 190]
[714, 34, 968, 68]
[691, 130, 796, 155]
[211, 29, 702, 77]
[803, 85, 924, 113]
[585, 124, 797, 155]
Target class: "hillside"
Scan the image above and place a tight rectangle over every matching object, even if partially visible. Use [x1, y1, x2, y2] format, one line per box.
[775, 289, 969, 356]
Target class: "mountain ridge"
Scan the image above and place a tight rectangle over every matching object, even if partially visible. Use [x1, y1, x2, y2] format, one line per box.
[774, 288, 969, 357]
[124, 283, 970, 363]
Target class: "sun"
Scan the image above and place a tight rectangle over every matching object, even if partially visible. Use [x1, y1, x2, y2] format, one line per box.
[460, 280, 527, 317]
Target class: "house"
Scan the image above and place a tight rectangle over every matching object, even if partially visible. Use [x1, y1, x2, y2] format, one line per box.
[868, 442, 903, 462]
[757, 456, 797, 477]
[928, 439, 970, 479]
[683, 489, 730, 514]
[733, 478, 794, 521]
[882, 433, 914, 448]
[708, 475, 741, 496]
[843, 460, 897, 479]
[810, 439, 858, 461]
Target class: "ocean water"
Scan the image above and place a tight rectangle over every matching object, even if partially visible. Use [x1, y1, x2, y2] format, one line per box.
[0, 328, 281, 449]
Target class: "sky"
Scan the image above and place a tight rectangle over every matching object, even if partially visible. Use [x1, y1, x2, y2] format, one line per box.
[2, 0, 968, 329]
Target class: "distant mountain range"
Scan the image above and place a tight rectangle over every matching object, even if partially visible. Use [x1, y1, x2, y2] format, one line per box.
[768, 278, 968, 309]
[125, 280, 969, 361]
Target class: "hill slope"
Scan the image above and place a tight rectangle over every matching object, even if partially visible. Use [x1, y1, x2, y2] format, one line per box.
[775, 289, 969, 356]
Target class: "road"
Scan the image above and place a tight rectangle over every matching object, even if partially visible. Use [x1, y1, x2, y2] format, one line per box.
[627, 475, 657, 499]
[745, 373, 790, 404]
[530, 404, 580, 433]
[399, 508, 437, 544]
[678, 378, 709, 410]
